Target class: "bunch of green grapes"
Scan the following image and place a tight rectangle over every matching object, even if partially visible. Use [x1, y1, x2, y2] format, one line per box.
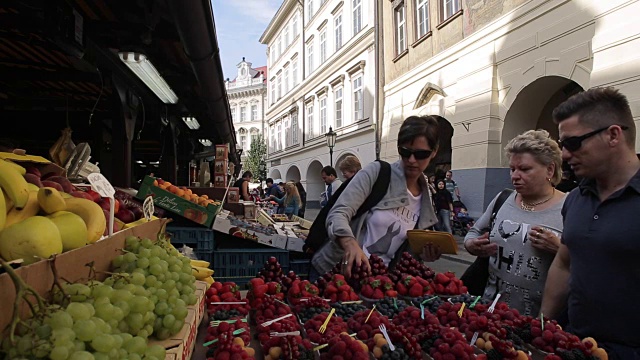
[2, 288, 166, 360]
[111, 236, 197, 339]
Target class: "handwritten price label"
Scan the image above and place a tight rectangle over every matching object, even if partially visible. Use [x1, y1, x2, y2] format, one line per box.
[87, 173, 115, 198]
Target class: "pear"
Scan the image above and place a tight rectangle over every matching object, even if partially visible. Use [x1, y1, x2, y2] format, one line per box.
[47, 211, 88, 251]
[0, 216, 63, 264]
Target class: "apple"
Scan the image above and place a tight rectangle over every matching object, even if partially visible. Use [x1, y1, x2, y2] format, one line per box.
[24, 173, 43, 188]
[98, 198, 120, 213]
[47, 176, 75, 193]
[115, 208, 135, 223]
[71, 190, 93, 201]
[25, 166, 41, 178]
[129, 206, 144, 221]
[41, 180, 64, 192]
[85, 189, 101, 202]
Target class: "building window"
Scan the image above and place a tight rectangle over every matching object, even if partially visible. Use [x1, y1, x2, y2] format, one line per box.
[334, 14, 343, 51]
[251, 133, 258, 144]
[353, 0, 362, 35]
[284, 116, 291, 147]
[293, 12, 299, 37]
[292, 59, 298, 86]
[270, 47, 275, 65]
[292, 112, 299, 144]
[230, 107, 236, 122]
[277, 122, 282, 150]
[320, 97, 327, 134]
[335, 88, 343, 128]
[416, 0, 429, 38]
[394, 3, 406, 55]
[240, 135, 246, 150]
[307, 0, 314, 21]
[284, 66, 289, 94]
[270, 125, 275, 152]
[307, 42, 314, 74]
[284, 25, 290, 47]
[270, 80, 276, 104]
[353, 75, 363, 121]
[319, 30, 327, 64]
[442, 0, 460, 21]
[306, 104, 314, 138]
[277, 36, 282, 58]
[251, 104, 258, 121]
[277, 75, 282, 99]
[240, 106, 247, 122]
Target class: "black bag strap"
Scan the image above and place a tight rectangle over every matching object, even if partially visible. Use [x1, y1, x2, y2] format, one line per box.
[354, 160, 391, 219]
[489, 189, 515, 230]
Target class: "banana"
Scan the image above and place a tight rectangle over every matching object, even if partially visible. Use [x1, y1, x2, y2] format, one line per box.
[190, 259, 210, 268]
[27, 183, 40, 192]
[202, 276, 214, 285]
[64, 197, 106, 243]
[191, 266, 214, 280]
[5, 191, 39, 228]
[2, 160, 26, 175]
[3, 189, 12, 211]
[38, 187, 66, 214]
[0, 188, 6, 230]
[0, 160, 30, 209]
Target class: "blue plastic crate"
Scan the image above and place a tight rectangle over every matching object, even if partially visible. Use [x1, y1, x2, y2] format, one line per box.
[289, 259, 311, 280]
[167, 226, 215, 251]
[195, 249, 214, 265]
[213, 248, 290, 286]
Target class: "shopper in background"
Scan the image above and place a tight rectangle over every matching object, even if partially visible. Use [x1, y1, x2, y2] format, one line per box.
[541, 87, 640, 359]
[233, 171, 253, 201]
[464, 129, 565, 316]
[433, 179, 454, 234]
[338, 155, 362, 180]
[319, 166, 342, 207]
[295, 181, 307, 218]
[444, 170, 461, 200]
[311, 116, 440, 278]
[270, 181, 302, 218]
[265, 178, 284, 199]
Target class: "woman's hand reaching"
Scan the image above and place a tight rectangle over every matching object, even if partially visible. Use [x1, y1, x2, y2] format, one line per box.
[528, 226, 561, 254]
[420, 243, 442, 262]
[464, 232, 498, 257]
[338, 236, 371, 278]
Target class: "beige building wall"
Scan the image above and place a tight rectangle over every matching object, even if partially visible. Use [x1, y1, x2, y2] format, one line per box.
[380, 0, 640, 216]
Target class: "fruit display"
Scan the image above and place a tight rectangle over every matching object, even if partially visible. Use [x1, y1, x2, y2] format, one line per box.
[262, 335, 315, 360]
[408, 295, 444, 314]
[205, 317, 251, 350]
[246, 278, 285, 308]
[153, 177, 221, 208]
[395, 274, 434, 298]
[374, 297, 409, 319]
[388, 252, 435, 281]
[391, 306, 441, 337]
[319, 333, 369, 360]
[207, 328, 255, 360]
[449, 293, 492, 308]
[252, 295, 293, 325]
[255, 256, 300, 294]
[347, 309, 392, 340]
[287, 279, 320, 305]
[303, 311, 348, 344]
[429, 327, 477, 360]
[255, 316, 301, 345]
[0, 229, 201, 359]
[206, 281, 242, 303]
[294, 296, 331, 324]
[433, 271, 468, 295]
[332, 301, 368, 321]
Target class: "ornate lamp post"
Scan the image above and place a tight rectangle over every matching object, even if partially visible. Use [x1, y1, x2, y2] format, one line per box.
[325, 126, 337, 167]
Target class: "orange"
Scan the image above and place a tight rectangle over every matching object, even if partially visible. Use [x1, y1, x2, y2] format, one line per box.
[175, 189, 185, 197]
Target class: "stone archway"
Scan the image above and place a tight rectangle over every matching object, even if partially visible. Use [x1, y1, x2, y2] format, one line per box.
[502, 76, 583, 165]
[306, 160, 325, 207]
[269, 169, 282, 181]
[285, 165, 301, 183]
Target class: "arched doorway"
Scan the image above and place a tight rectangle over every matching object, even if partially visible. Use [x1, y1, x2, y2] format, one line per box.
[502, 77, 583, 163]
[269, 169, 282, 181]
[285, 165, 301, 183]
[334, 153, 360, 181]
[427, 116, 454, 179]
[306, 160, 324, 207]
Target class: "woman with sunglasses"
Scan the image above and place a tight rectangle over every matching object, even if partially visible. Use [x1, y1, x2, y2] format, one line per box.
[463, 129, 566, 316]
[310, 116, 440, 279]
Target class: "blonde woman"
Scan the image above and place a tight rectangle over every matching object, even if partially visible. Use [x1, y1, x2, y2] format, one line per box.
[463, 129, 566, 316]
[270, 181, 302, 217]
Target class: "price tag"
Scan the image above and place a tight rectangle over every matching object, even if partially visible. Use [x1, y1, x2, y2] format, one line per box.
[142, 196, 155, 221]
[87, 173, 115, 198]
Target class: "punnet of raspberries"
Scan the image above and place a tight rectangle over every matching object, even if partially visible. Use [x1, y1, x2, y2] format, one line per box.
[303, 312, 348, 344]
[347, 309, 391, 340]
[262, 336, 314, 360]
[319, 333, 369, 360]
[208, 328, 256, 360]
[429, 327, 475, 360]
[256, 317, 301, 346]
[253, 295, 292, 325]
[205, 317, 251, 350]
[390, 306, 440, 336]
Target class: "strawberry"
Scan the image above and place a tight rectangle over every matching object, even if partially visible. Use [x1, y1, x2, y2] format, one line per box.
[325, 284, 338, 294]
[435, 273, 449, 284]
[444, 271, 456, 278]
[409, 283, 423, 297]
[250, 278, 264, 289]
[267, 282, 281, 294]
[445, 282, 458, 295]
[373, 288, 384, 299]
[385, 289, 398, 297]
[436, 284, 445, 294]
[350, 292, 359, 301]
[396, 282, 407, 295]
[254, 284, 268, 297]
[361, 284, 374, 298]
[338, 284, 351, 292]
[339, 292, 350, 302]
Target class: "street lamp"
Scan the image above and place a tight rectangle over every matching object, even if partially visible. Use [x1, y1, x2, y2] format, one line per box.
[325, 126, 337, 167]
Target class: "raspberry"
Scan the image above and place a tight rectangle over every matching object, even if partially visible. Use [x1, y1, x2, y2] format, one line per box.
[542, 330, 554, 343]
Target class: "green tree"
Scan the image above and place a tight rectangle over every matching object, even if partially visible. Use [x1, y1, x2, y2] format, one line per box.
[243, 134, 267, 182]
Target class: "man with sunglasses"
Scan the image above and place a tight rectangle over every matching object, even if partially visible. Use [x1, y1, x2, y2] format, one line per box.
[541, 87, 640, 359]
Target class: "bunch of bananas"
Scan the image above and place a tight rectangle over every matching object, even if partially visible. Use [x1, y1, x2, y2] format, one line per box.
[166, 241, 215, 284]
[0, 160, 106, 264]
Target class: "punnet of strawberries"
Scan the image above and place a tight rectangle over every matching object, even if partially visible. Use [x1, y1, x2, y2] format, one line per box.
[206, 281, 242, 303]
[395, 274, 435, 297]
[287, 279, 320, 305]
[360, 275, 397, 299]
[247, 278, 285, 308]
[322, 274, 360, 303]
[256, 256, 300, 294]
[433, 271, 468, 295]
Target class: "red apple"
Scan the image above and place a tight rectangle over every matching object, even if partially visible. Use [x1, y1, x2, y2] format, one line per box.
[41, 180, 64, 192]
[85, 189, 101, 202]
[24, 173, 43, 188]
[97, 198, 120, 213]
[115, 208, 135, 223]
[25, 166, 41, 178]
[129, 206, 144, 220]
[71, 190, 93, 201]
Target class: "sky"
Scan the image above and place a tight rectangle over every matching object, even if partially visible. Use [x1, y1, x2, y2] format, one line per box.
[211, 0, 282, 80]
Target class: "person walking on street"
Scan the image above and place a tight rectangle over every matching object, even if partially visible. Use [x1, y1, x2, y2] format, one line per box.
[433, 179, 454, 234]
[444, 170, 461, 200]
[541, 87, 640, 359]
[320, 166, 342, 207]
[295, 181, 307, 217]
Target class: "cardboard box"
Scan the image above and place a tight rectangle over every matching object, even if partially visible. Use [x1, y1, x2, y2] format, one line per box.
[213, 160, 227, 175]
[151, 307, 199, 360]
[136, 176, 221, 228]
[227, 187, 240, 203]
[0, 151, 65, 177]
[213, 175, 226, 188]
[0, 219, 168, 332]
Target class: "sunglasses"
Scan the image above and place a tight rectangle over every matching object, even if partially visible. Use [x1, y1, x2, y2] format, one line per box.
[398, 146, 433, 160]
[558, 125, 628, 152]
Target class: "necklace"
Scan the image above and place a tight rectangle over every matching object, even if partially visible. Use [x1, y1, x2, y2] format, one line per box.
[520, 188, 555, 212]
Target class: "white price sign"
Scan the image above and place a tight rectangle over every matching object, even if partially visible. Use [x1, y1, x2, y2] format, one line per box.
[142, 196, 155, 221]
[87, 173, 115, 198]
